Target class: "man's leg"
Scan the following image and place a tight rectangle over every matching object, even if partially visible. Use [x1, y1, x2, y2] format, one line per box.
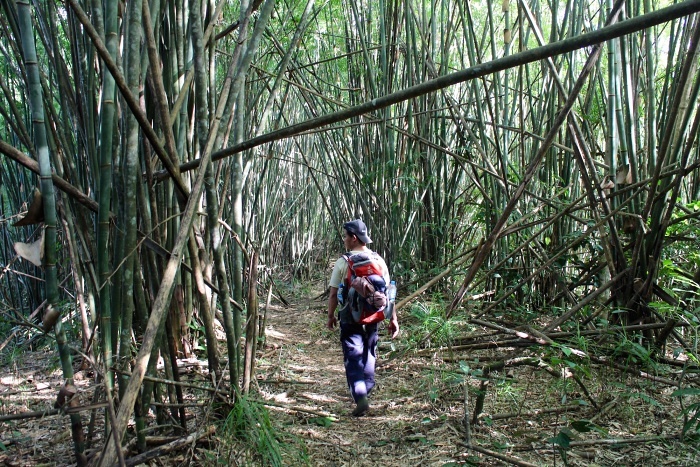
[340, 322, 368, 402]
[363, 324, 378, 396]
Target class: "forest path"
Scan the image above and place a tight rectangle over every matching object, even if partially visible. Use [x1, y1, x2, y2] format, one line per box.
[257, 283, 467, 466]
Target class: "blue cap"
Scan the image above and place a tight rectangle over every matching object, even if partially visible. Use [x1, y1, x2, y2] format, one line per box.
[343, 219, 372, 244]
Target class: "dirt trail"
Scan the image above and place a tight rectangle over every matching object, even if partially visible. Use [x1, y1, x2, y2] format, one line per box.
[0, 288, 465, 467]
[257, 288, 466, 466]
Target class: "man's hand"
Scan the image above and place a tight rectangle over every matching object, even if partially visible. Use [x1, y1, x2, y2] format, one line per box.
[327, 287, 339, 330]
[388, 318, 400, 339]
[327, 313, 338, 330]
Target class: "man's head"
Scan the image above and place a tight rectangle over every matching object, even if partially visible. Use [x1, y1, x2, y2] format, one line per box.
[343, 219, 372, 249]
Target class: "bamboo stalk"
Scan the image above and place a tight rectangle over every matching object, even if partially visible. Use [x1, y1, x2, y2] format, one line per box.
[16, 2, 86, 464]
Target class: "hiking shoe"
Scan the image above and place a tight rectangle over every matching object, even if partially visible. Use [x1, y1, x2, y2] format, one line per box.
[352, 397, 369, 417]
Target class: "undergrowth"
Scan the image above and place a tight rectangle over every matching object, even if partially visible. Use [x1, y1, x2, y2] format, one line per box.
[404, 299, 459, 348]
[209, 395, 308, 467]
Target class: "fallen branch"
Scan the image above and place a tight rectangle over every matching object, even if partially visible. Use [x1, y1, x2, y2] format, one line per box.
[419, 322, 688, 355]
[258, 378, 315, 385]
[470, 319, 550, 345]
[257, 399, 337, 419]
[490, 404, 584, 421]
[459, 442, 538, 467]
[589, 355, 680, 386]
[0, 402, 108, 422]
[513, 433, 680, 452]
[124, 425, 216, 467]
[483, 357, 561, 379]
[564, 433, 679, 447]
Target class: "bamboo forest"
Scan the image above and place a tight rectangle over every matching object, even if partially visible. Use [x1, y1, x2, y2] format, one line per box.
[1, 0, 700, 465]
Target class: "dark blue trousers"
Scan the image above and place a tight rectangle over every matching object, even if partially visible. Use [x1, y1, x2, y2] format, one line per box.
[340, 322, 378, 403]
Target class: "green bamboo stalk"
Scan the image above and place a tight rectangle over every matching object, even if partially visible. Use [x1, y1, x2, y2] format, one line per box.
[116, 0, 143, 402]
[190, 0, 221, 383]
[643, 0, 657, 179]
[15, 1, 86, 464]
[95, 0, 118, 397]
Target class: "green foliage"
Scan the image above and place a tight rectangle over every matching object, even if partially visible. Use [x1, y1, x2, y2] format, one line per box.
[672, 387, 700, 435]
[495, 377, 522, 409]
[549, 421, 606, 465]
[219, 396, 305, 467]
[188, 319, 207, 351]
[308, 416, 334, 427]
[406, 299, 457, 347]
[548, 426, 573, 449]
[612, 337, 655, 368]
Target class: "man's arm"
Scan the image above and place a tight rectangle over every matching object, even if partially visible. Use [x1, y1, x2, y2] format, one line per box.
[379, 256, 398, 338]
[388, 305, 399, 338]
[327, 286, 339, 329]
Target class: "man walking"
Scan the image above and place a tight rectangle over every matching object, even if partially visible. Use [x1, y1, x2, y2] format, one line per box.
[327, 219, 399, 416]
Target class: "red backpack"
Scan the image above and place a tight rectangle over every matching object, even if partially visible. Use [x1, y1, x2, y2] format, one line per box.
[341, 251, 389, 324]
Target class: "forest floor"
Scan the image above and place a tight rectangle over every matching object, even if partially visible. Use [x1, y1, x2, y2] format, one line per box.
[0, 277, 699, 466]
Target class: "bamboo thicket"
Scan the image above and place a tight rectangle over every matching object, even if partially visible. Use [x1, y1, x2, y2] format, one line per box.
[0, 0, 700, 464]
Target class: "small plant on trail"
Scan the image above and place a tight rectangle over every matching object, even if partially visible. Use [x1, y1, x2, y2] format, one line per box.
[494, 375, 523, 411]
[216, 396, 307, 466]
[549, 420, 607, 466]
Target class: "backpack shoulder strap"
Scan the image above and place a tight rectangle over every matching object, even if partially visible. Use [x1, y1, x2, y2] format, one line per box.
[340, 252, 353, 285]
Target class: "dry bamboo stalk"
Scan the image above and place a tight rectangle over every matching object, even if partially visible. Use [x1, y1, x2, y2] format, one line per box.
[513, 433, 679, 452]
[459, 442, 538, 467]
[588, 356, 680, 386]
[123, 426, 216, 467]
[0, 402, 109, 422]
[490, 404, 584, 421]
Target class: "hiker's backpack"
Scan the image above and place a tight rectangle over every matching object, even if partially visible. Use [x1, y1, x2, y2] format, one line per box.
[341, 251, 391, 324]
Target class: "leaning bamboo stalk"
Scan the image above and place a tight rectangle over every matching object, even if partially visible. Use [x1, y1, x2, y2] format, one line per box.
[0, 73, 33, 151]
[0, 141, 99, 212]
[460, 442, 538, 467]
[544, 267, 631, 332]
[417, 322, 691, 355]
[395, 246, 477, 310]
